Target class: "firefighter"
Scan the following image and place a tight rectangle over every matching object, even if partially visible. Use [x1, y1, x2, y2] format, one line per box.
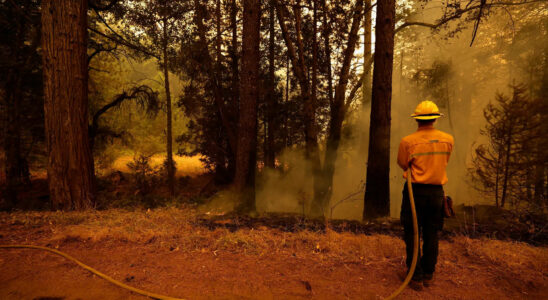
[397, 100, 454, 290]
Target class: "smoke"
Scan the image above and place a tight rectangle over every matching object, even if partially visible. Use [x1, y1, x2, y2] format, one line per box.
[256, 148, 314, 215]
[254, 3, 547, 219]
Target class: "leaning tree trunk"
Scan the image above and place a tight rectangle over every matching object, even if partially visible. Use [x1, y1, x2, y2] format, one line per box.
[41, 0, 95, 210]
[363, 0, 395, 219]
[234, 0, 260, 211]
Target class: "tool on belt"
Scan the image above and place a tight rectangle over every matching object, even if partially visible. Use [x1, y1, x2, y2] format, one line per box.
[443, 195, 455, 218]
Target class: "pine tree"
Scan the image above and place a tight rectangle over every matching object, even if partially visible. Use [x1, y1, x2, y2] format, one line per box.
[470, 84, 545, 209]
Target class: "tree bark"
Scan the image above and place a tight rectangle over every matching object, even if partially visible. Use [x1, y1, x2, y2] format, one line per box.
[162, 17, 175, 197]
[363, 0, 396, 219]
[234, 0, 260, 211]
[41, 0, 95, 210]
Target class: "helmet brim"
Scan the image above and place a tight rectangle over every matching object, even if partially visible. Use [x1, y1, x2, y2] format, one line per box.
[411, 113, 443, 120]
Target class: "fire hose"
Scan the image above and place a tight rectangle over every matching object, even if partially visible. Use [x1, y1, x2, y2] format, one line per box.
[385, 167, 419, 299]
[0, 244, 185, 300]
[0, 169, 419, 300]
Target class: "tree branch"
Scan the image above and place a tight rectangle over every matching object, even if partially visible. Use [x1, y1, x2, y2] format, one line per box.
[395, 0, 546, 34]
[88, 26, 160, 59]
[88, 0, 119, 11]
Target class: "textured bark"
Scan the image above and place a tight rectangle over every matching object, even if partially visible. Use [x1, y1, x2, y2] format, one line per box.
[162, 17, 175, 197]
[234, 0, 260, 211]
[363, 0, 395, 219]
[41, 0, 95, 210]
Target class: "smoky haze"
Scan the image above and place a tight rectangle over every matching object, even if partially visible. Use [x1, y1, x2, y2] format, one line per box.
[254, 2, 547, 219]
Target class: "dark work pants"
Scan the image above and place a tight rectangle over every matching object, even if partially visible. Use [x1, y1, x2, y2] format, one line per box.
[400, 183, 444, 280]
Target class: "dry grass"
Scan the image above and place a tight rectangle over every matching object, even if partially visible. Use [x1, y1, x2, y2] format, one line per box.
[1, 207, 546, 274]
[452, 237, 548, 282]
[111, 154, 206, 177]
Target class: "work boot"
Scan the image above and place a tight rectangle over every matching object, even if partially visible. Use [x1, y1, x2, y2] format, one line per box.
[409, 279, 423, 291]
[423, 273, 434, 287]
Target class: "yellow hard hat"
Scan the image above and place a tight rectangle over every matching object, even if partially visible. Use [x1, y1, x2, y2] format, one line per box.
[411, 100, 444, 120]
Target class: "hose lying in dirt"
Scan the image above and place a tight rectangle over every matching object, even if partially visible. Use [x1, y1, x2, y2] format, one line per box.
[385, 167, 419, 300]
[0, 244, 185, 300]
[0, 169, 419, 300]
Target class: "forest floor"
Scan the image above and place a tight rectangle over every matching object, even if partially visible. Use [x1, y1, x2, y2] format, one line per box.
[0, 207, 547, 300]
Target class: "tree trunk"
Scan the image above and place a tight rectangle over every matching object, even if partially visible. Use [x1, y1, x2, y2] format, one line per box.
[311, 0, 319, 130]
[265, 0, 277, 169]
[162, 18, 175, 197]
[363, 0, 395, 219]
[362, 0, 372, 106]
[231, 0, 240, 120]
[320, 0, 333, 104]
[357, 0, 373, 166]
[275, 0, 322, 214]
[495, 148, 503, 207]
[216, 0, 222, 66]
[41, 0, 95, 210]
[315, 0, 363, 214]
[194, 0, 237, 155]
[234, 0, 260, 211]
[292, 3, 319, 166]
[501, 125, 513, 208]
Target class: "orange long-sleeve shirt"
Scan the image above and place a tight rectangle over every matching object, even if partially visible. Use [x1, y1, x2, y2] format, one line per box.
[397, 124, 454, 185]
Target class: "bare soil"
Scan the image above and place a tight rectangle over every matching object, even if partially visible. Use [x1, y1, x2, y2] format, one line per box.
[0, 208, 546, 300]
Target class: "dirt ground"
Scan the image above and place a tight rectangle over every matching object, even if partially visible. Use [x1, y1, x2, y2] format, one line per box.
[0, 208, 546, 300]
